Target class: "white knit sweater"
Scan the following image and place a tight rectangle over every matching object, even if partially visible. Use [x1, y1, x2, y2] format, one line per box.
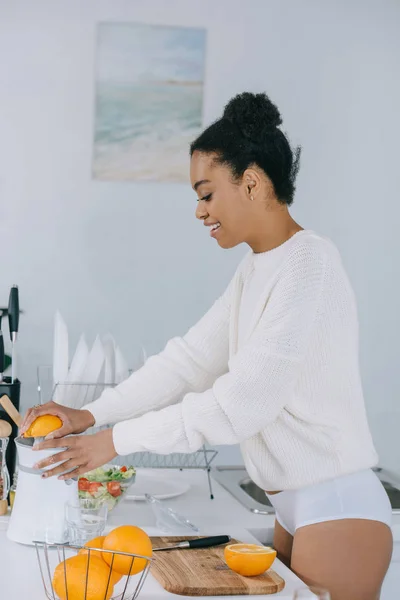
[84, 230, 378, 491]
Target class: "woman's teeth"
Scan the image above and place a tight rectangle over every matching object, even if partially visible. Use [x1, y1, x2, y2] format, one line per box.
[209, 222, 221, 237]
[210, 222, 221, 231]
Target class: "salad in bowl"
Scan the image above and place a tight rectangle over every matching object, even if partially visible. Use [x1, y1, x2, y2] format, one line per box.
[78, 464, 136, 511]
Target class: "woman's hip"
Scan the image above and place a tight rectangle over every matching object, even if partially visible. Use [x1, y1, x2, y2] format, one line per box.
[265, 469, 392, 536]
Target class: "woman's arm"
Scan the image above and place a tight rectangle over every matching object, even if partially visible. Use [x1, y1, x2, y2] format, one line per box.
[81, 271, 239, 427]
[32, 241, 329, 478]
[109, 241, 328, 455]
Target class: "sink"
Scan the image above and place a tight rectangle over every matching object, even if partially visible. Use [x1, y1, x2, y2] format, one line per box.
[213, 466, 400, 515]
[240, 478, 272, 507]
[212, 466, 274, 515]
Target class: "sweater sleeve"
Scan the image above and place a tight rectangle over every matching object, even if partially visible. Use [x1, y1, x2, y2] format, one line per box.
[82, 272, 237, 426]
[111, 241, 329, 456]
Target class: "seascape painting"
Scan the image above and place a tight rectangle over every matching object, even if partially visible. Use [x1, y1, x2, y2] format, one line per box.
[92, 23, 206, 182]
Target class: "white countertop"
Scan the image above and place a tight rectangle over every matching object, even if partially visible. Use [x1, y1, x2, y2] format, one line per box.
[1, 468, 400, 599]
[0, 469, 303, 599]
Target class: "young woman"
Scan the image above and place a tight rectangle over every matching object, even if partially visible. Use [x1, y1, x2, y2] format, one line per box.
[22, 92, 392, 599]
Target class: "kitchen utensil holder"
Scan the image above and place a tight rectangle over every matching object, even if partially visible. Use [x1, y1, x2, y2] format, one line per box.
[0, 378, 20, 482]
[35, 540, 152, 600]
[37, 367, 218, 499]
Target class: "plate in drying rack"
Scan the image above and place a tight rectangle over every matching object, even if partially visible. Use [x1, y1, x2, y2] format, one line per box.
[126, 471, 190, 501]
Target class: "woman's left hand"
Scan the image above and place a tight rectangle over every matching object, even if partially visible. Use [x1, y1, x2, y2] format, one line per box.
[33, 429, 118, 480]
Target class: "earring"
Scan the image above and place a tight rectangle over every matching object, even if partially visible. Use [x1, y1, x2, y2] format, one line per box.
[250, 195, 254, 201]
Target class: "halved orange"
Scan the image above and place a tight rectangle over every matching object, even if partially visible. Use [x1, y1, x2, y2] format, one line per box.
[224, 543, 277, 577]
[24, 415, 62, 438]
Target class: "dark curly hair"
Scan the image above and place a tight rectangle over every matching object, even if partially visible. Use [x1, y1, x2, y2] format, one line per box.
[190, 92, 301, 206]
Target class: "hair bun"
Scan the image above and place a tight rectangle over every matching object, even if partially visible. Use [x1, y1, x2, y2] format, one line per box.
[223, 92, 282, 142]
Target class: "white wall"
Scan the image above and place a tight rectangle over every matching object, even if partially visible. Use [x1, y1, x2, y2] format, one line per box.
[0, 0, 399, 468]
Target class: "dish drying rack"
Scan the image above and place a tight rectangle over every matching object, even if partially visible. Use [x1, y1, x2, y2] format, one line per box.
[36, 367, 218, 498]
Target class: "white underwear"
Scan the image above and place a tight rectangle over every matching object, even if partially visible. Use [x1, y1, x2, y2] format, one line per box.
[266, 469, 392, 536]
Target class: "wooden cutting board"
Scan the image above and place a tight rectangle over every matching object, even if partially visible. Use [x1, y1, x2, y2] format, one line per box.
[150, 537, 285, 596]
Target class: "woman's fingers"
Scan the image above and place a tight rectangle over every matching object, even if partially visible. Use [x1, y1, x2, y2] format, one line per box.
[20, 401, 62, 435]
[20, 401, 92, 438]
[59, 466, 82, 481]
[20, 405, 47, 434]
[33, 447, 72, 470]
[19, 407, 34, 433]
[45, 424, 71, 440]
[32, 436, 70, 453]
[31, 429, 117, 479]
[33, 437, 86, 476]
[42, 457, 84, 480]
[33, 437, 87, 478]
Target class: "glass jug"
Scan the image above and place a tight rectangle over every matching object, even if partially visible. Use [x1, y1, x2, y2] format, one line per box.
[0, 437, 10, 502]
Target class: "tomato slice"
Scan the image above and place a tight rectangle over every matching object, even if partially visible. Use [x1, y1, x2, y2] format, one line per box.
[107, 481, 122, 497]
[88, 482, 103, 495]
[78, 478, 90, 492]
[120, 466, 127, 473]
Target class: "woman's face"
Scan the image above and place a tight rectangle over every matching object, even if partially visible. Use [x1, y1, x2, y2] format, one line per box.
[190, 151, 257, 249]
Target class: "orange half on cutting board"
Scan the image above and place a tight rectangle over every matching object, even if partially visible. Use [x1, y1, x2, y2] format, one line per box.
[224, 543, 277, 577]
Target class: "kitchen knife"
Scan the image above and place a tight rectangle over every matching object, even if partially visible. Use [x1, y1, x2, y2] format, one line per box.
[0, 331, 4, 384]
[8, 286, 19, 383]
[153, 535, 231, 552]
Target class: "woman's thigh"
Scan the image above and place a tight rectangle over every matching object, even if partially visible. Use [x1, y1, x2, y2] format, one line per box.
[273, 519, 293, 568]
[291, 519, 393, 600]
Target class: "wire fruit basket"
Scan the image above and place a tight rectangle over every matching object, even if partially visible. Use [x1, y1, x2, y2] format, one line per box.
[35, 541, 152, 600]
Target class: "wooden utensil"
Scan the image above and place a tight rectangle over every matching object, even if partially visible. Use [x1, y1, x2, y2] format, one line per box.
[0, 420, 12, 437]
[0, 395, 22, 428]
[0, 499, 8, 516]
[150, 537, 285, 596]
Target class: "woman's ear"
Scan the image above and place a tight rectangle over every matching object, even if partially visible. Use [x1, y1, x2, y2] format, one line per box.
[243, 168, 262, 201]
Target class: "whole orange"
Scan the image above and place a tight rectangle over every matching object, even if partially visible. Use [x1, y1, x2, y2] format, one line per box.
[224, 543, 277, 577]
[24, 415, 62, 438]
[52, 554, 113, 600]
[78, 535, 106, 560]
[102, 525, 152, 575]
[79, 536, 123, 584]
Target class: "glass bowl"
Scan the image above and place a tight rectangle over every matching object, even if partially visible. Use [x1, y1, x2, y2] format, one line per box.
[78, 464, 136, 512]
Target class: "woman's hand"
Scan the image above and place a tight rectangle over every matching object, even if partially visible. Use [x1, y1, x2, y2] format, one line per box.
[32, 429, 118, 479]
[20, 400, 95, 439]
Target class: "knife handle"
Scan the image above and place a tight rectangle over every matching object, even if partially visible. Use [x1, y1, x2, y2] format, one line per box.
[0, 332, 4, 377]
[188, 536, 231, 549]
[0, 331, 4, 377]
[8, 286, 19, 339]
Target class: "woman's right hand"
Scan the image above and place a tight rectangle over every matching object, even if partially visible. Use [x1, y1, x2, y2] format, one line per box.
[20, 400, 95, 439]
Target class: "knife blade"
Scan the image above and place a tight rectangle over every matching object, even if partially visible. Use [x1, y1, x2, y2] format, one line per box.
[153, 535, 231, 552]
[8, 285, 19, 383]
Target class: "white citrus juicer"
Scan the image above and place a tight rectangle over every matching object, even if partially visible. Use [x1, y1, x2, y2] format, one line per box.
[0, 395, 78, 545]
[7, 436, 78, 545]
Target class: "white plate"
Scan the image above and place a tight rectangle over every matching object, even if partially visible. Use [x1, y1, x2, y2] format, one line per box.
[126, 471, 190, 501]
